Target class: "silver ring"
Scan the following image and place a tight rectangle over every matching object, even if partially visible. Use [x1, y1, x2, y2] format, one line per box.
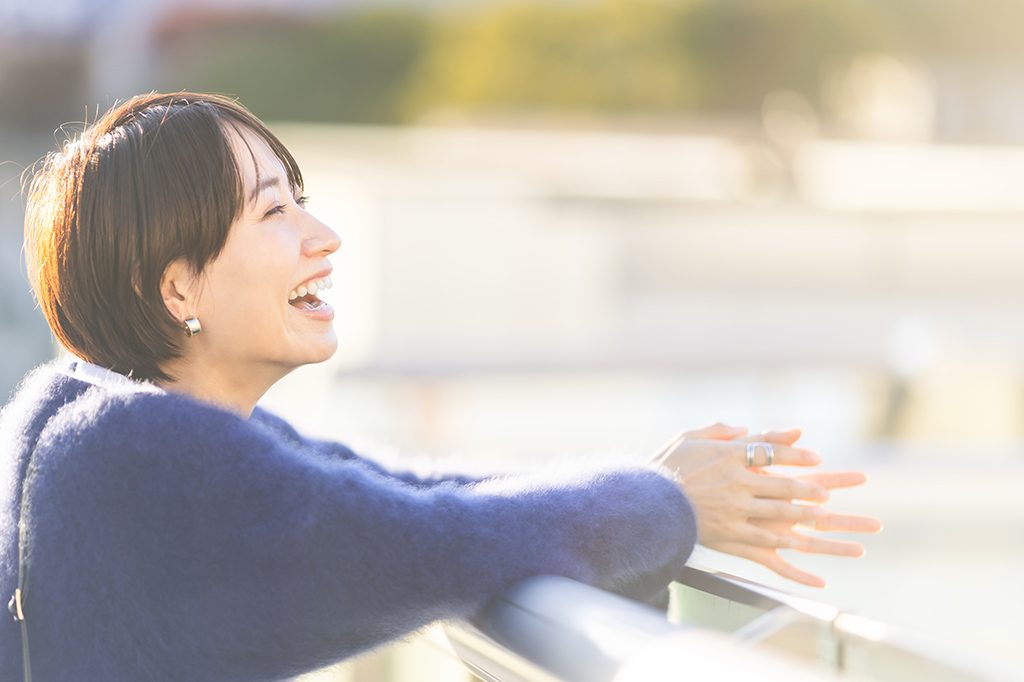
[746, 442, 774, 468]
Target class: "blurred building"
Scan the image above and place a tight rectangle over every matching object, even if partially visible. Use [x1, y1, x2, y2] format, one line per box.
[256, 123, 1024, 459]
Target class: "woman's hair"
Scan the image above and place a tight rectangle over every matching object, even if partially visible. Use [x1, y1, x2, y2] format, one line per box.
[23, 92, 303, 382]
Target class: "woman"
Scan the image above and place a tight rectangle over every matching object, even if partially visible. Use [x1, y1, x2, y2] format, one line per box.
[0, 92, 880, 681]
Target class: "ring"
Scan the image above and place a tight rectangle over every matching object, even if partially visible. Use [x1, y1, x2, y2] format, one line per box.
[746, 442, 774, 468]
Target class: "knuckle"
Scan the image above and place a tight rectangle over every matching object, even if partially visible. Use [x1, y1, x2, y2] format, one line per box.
[786, 502, 803, 518]
[725, 498, 743, 516]
[779, 501, 799, 518]
[802, 482, 823, 499]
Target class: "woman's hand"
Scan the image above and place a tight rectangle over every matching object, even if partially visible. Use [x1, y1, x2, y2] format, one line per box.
[648, 423, 882, 588]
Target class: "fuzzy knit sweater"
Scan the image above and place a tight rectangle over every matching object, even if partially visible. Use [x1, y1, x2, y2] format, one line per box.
[0, 360, 697, 681]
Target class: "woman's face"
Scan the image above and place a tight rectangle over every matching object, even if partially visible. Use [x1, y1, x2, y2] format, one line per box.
[184, 125, 341, 374]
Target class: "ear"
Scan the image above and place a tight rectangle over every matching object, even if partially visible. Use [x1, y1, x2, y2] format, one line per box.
[160, 258, 199, 323]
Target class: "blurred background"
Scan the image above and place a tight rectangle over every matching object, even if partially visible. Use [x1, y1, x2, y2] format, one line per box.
[2, 0, 1023, 678]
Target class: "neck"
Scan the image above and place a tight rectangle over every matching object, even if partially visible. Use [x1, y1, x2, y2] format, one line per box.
[157, 355, 288, 418]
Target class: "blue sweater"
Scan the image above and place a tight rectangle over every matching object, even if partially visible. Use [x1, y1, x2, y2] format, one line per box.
[0, 361, 697, 681]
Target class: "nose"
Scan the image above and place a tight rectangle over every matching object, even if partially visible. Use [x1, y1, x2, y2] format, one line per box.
[302, 214, 341, 257]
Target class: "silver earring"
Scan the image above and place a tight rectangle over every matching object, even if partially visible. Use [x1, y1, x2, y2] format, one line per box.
[183, 318, 202, 337]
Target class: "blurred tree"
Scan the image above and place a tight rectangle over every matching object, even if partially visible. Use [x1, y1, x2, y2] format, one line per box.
[155, 8, 430, 123]
[146, 0, 1021, 126]
[405, 0, 701, 117]
[679, 0, 894, 112]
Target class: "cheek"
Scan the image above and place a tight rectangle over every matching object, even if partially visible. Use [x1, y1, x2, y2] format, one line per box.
[198, 224, 301, 331]
[203, 259, 292, 326]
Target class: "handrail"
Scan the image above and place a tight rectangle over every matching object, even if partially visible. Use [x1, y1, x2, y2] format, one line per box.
[440, 573, 837, 682]
[439, 565, 1022, 682]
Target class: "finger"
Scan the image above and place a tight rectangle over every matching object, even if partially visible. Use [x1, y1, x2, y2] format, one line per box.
[746, 499, 827, 525]
[715, 542, 827, 588]
[748, 518, 797, 534]
[761, 552, 827, 588]
[684, 422, 748, 441]
[733, 522, 799, 550]
[796, 471, 868, 490]
[742, 428, 802, 447]
[788, 533, 865, 557]
[746, 472, 829, 502]
[802, 512, 883, 533]
[736, 441, 820, 468]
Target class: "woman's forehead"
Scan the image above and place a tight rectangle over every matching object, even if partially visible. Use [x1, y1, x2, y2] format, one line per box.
[224, 124, 288, 196]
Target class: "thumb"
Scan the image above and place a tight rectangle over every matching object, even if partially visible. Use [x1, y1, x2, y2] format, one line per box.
[685, 423, 749, 441]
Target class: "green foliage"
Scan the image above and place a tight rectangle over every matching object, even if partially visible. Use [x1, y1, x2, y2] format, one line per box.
[157, 9, 431, 124]
[406, 0, 701, 116]
[153, 0, 1021, 124]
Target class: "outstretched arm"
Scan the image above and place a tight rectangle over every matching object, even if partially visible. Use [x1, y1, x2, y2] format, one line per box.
[59, 394, 697, 681]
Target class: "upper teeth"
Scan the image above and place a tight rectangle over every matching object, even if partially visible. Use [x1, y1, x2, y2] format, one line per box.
[288, 276, 333, 301]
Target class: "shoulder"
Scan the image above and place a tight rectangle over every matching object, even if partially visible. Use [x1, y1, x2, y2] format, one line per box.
[30, 383, 299, 489]
[47, 385, 238, 444]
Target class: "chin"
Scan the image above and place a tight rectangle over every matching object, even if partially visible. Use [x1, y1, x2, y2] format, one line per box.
[305, 335, 339, 365]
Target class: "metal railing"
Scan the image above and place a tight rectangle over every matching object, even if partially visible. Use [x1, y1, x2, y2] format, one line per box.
[437, 564, 1022, 682]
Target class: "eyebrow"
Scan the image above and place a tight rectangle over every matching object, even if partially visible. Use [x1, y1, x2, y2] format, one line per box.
[248, 175, 281, 205]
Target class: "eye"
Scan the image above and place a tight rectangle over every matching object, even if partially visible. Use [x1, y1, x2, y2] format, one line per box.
[262, 195, 309, 219]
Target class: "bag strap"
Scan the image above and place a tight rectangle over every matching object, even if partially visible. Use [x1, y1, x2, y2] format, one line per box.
[7, 450, 37, 682]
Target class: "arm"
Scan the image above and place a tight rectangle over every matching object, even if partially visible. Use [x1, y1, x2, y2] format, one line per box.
[60, 394, 696, 681]
[251, 405, 495, 488]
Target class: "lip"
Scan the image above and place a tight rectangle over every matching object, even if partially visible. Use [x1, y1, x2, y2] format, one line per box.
[291, 299, 335, 322]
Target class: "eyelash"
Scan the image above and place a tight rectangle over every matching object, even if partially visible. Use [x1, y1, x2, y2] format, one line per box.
[264, 194, 310, 218]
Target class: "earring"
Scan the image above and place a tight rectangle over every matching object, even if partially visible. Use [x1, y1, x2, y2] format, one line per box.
[183, 318, 202, 337]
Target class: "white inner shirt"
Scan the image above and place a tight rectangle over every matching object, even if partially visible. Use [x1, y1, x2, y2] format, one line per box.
[69, 357, 166, 394]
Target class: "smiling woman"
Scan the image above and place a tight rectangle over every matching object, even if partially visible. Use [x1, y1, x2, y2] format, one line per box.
[0, 92, 878, 682]
[155, 121, 342, 415]
[23, 93, 340, 415]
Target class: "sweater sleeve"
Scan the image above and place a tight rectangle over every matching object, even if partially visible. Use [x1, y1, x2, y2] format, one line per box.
[52, 393, 697, 681]
[250, 405, 493, 488]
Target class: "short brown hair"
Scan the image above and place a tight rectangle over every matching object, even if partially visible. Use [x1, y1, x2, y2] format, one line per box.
[23, 92, 303, 382]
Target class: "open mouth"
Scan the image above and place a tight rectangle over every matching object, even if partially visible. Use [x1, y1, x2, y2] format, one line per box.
[288, 276, 333, 311]
[289, 292, 328, 311]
